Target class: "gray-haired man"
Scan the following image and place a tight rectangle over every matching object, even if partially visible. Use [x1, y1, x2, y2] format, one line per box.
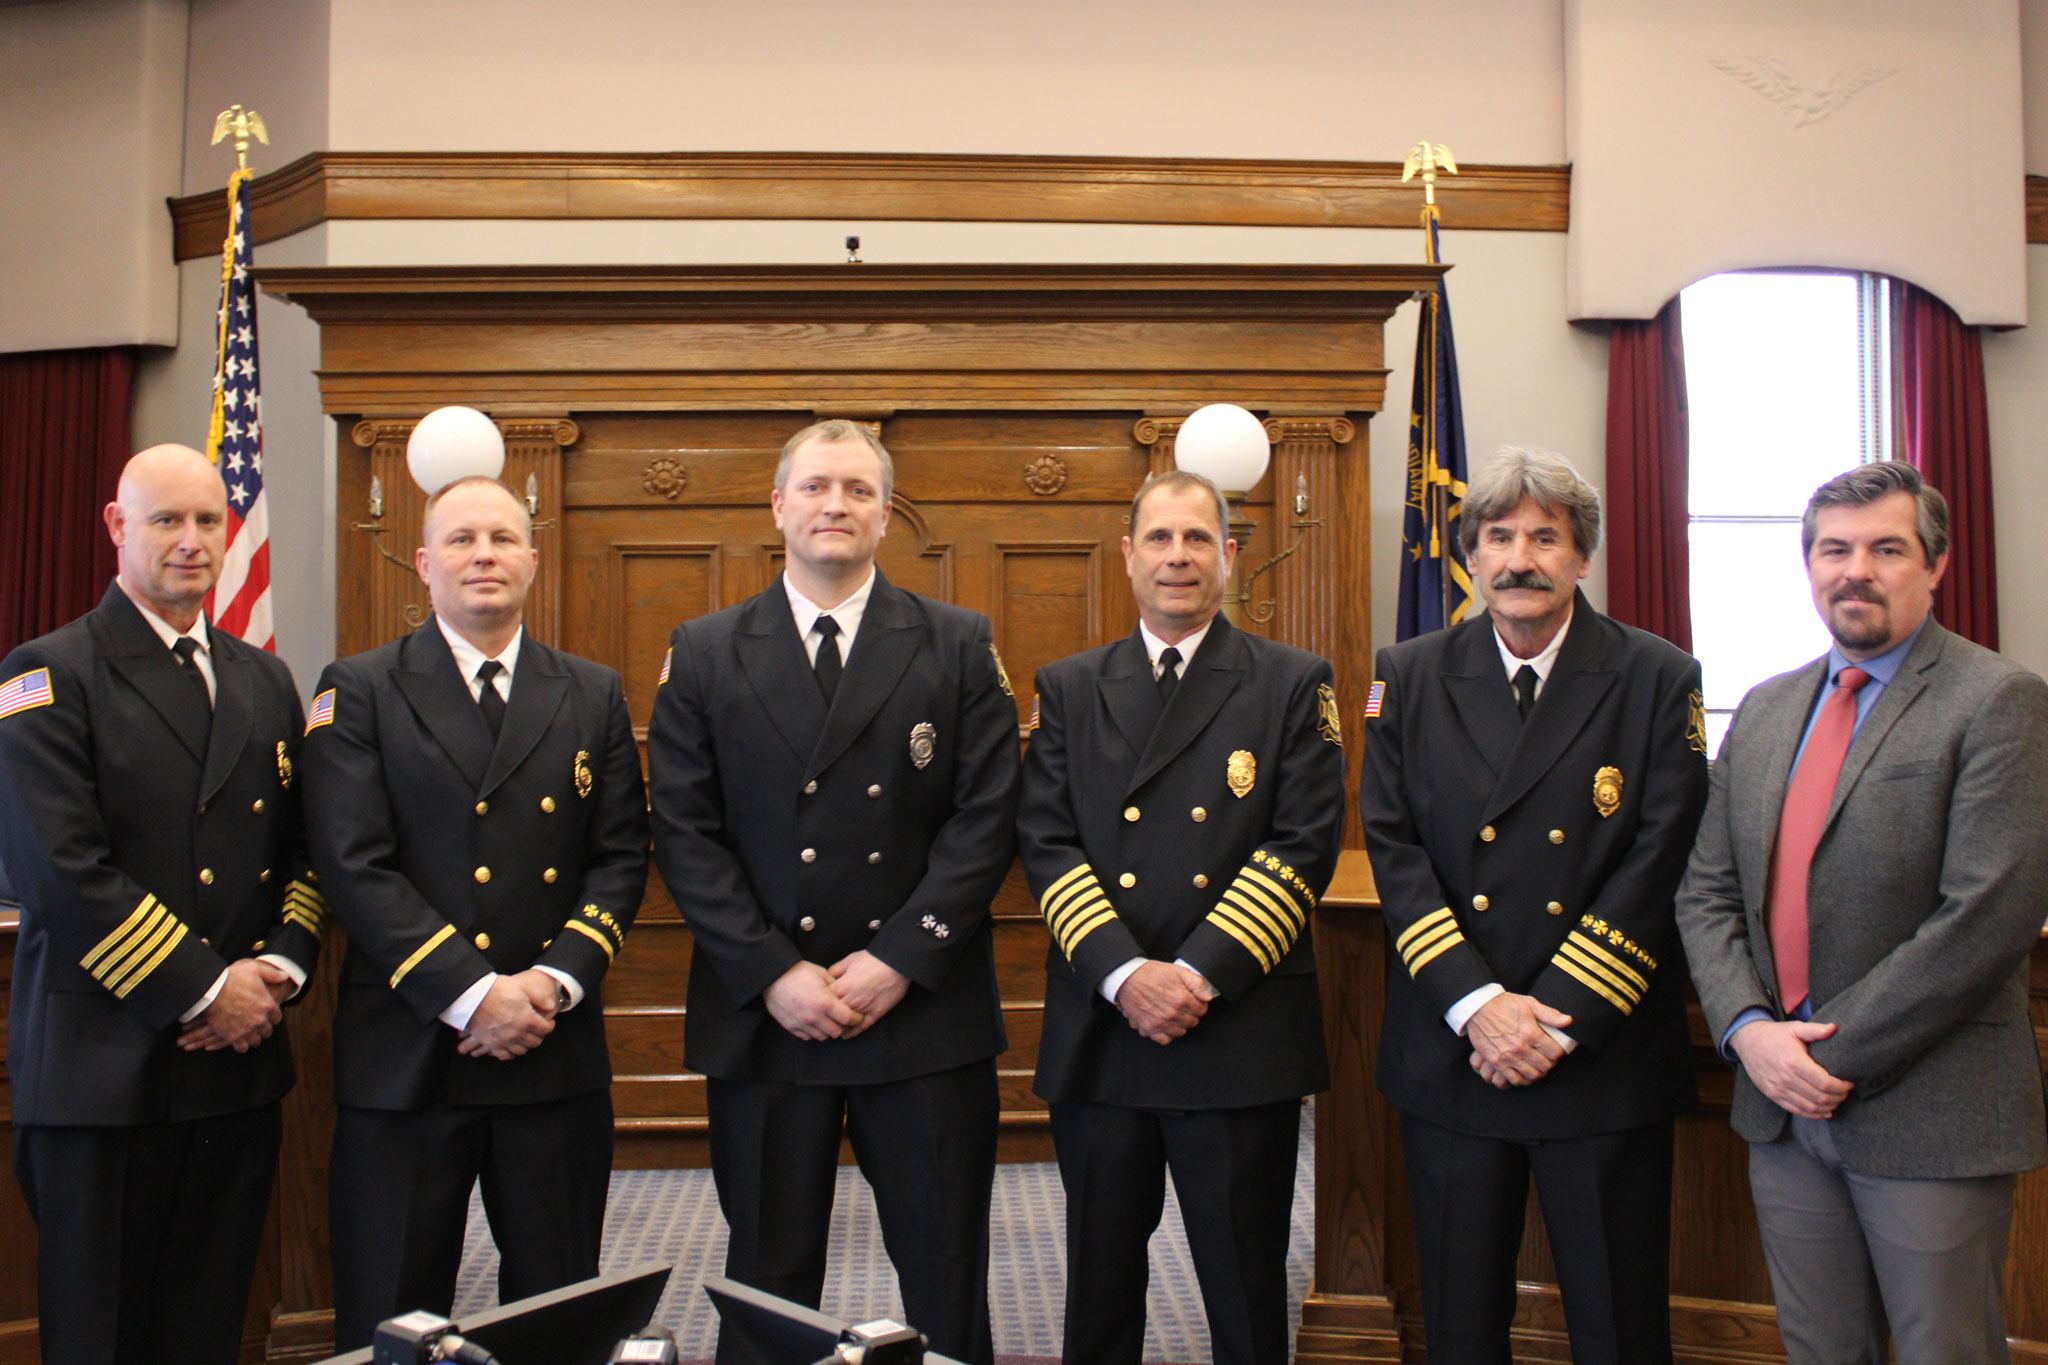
[1361, 447, 1710, 1364]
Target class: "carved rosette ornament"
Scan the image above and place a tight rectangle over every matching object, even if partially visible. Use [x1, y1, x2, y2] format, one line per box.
[1022, 455, 1068, 496]
[643, 458, 688, 501]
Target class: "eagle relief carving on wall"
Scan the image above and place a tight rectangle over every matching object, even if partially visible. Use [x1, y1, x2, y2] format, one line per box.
[1709, 56, 1899, 127]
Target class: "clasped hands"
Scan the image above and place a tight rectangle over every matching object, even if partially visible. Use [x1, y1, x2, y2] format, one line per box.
[765, 951, 911, 1041]
[1466, 991, 1574, 1089]
[177, 957, 294, 1053]
[458, 968, 564, 1061]
[1115, 960, 1218, 1046]
[1730, 1018, 1854, 1120]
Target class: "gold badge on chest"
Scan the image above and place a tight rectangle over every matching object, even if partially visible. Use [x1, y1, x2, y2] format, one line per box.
[910, 721, 937, 770]
[276, 741, 293, 789]
[1593, 765, 1623, 818]
[574, 749, 594, 799]
[1227, 749, 1256, 799]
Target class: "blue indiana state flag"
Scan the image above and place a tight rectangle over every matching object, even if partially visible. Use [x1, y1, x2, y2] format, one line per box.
[1396, 213, 1473, 641]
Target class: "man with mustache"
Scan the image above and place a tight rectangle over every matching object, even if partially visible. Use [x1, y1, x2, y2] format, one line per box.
[1360, 447, 1710, 1364]
[0, 444, 325, 1364]
[303, 476, 648, 1348]
[1677, 462, 2048, 1360]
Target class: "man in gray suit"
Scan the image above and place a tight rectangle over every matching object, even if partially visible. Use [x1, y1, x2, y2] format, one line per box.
[1678, 461, 2048, 1361]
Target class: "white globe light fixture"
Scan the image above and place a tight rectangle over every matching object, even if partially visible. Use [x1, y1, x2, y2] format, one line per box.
[406, 405, 506, 494]
[1171, 402, 1271, 499]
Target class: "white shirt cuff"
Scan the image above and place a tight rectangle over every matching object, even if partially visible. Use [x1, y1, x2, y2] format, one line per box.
[1100, 957, 1145, 1004]
[257, 953, 308, 1001]
[1542, 1023, 1579, 1054]
[439, 974, 497, 1031]
[181, 969, 229, 1023]
[535, 964, 584, 1011]
[1446, 982, 1504, 1035]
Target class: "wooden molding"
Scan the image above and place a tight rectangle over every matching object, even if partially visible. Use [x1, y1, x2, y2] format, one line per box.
[171, 151, 1571, 259]
[2029, 174, 2048, 245]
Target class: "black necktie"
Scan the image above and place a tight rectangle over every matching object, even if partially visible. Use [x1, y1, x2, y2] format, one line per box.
[1513, 664, 1539, 722]
[813, 616, 842, 706]
[1157, 646, 1182, 707]
[476, 659, 506, 740]
[171, 637, 213, 742]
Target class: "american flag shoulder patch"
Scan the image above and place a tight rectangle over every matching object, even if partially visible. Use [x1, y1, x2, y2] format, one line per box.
[657, 647, 672, 686]
[305, 688, 336, 733]
[0, 668, 55, 721]
[1365, 680, 1386, 718]
[1028, 695, 1041, 732]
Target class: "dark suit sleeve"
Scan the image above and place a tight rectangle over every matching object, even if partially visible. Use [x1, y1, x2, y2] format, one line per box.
[1808, 670, 2048, 1093]
[865, 616, 1021, 992]
[1019, 663, 1148, 997]
[1527, 654, 1709, 1052]
[257, 669, 326, 982]
[1675, 690, 1775, 1043]
[1360, 647, 1499, 1017]
[1174, 655, 1346, 1002]
[647, 624, 804, 1007]
[303, 657, 495, 1024]
[536, 669, 648, 991]
[0, 646, 228, 1030]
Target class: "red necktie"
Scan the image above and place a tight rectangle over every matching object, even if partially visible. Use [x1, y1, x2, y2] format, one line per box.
[1766, 666, 1871, 1013]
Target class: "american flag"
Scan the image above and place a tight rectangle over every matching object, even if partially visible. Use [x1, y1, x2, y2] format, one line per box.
[0, 668, 55, 722]
[204, 168, 273, 650]
[305, 688, 335, 733]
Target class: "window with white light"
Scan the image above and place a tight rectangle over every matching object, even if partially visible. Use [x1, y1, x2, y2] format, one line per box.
[1683, 271, 1891, 756]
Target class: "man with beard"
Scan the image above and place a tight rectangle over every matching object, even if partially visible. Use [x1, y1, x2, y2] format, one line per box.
[1360, 447, 1709, 1364]
[1678, 461, 2048, 1361]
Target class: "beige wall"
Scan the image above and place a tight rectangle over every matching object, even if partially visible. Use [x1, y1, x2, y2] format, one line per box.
[12, 0, 2045, 679]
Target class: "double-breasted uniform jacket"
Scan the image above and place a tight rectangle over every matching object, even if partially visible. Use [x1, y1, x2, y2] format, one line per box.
[302, 621, 648, 1111]
[1677, 621, 2048, 1178]
[646, 573, 1021, 1084]
[1361, 593, 1709, 1138]
[1020, 617, 1346, 1111]
[0, 585, 325, 1127]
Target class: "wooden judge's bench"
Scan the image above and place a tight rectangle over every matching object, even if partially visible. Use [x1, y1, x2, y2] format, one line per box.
[0, 264, 2045, 1362]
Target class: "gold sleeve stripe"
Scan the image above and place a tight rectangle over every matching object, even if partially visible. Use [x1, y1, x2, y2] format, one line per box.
[284, 908, 322, 935]
[1563, 933, 1648, 999]
[566, 919, 617, 961]
[1212, 902, 1285, 966]
[389, 924, 457, 989]
[100, 913, 181, 994]
[1238, 868, 1306, 929]
[81, 896, 164, 975]
[1555, 955, 1633, 1014]
[1047, 887, 1112, 936]
[110, 922, 189, 999]
[1218, 889, 1291, 956]
[1041, 863, 1096, 906]
[1060, 905, 1120, 957]
[1205, 912, 1277, 972]
[1565, 931, 1649, 994]
[1408, 931, 1463, 976]
[1400, 917, 1461, 970]
[1395, 907, 1455, 956]
[1044, 876, 1103, 924]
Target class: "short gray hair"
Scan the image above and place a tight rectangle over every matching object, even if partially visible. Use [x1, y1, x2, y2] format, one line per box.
[774, 420, 895, 500]
[1459, 447, 1602, 559]
[1801, 461, 1949, 565]
[1129, 470, 1230, 538]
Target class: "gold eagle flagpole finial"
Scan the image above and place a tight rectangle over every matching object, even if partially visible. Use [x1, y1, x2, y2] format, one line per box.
[210, 104, 269, 173]
[1402, 141, 1457, 263]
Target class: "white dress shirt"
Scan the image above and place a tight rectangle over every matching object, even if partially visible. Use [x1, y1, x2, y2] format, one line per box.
[784, 568, 878, 665]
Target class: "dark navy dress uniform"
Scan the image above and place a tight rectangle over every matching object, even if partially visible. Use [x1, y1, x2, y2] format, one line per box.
[1360, 591, 1709, 1365]
[0, 584, 325, 1365]
[647, 571, 1020, 1365]
[302, 620, 648, 1349]
[1019, 616, 1345, 1365]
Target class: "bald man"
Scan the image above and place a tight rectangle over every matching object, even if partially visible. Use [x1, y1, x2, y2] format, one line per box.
[0, 445, 326, 1365]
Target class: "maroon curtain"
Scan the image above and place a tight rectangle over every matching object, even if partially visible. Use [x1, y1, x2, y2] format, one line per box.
[1604, 295, 1692, 651]
[1891, 280, 1998, 651]
[0, 347, 135, 655]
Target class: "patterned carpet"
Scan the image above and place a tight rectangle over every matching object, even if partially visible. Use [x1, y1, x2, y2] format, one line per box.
[452, 1102, 1317, 1364]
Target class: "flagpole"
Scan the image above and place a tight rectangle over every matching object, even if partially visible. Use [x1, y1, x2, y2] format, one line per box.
[1403, 143, 1460, 628]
